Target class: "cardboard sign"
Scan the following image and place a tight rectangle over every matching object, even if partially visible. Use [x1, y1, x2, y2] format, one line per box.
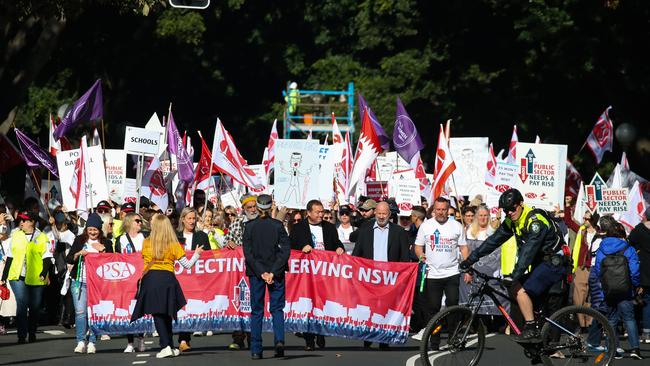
[515, 142, 567, 211]
[104, 149, 127, 204]
[450, 137, 489, 198]
[392, 179, 421, 215]
[56, 146, 109, 211]
[40, 179, 63, 211]
[274, 139, 320, 209]
[317, 144, 340, 207]
[375, 152, 410, 182]
[124, 126, 162, 156]
[486, 162, 519, 214]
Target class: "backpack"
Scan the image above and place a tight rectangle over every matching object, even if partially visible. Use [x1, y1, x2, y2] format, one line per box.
[599, 247, 633, 305]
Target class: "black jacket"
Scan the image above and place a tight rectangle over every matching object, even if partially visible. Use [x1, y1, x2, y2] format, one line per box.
[290, 219, 344, 252]
[66, 236, 114, 280]
[243, 217, 291, 279]
[176, 230, 210, 250]
[352, 220, 410, 262]
[628, 223, 650, 287]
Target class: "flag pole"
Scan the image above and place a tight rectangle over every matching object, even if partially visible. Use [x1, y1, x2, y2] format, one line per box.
[202, 128, 217, 222]
[443, 122, 465, 228]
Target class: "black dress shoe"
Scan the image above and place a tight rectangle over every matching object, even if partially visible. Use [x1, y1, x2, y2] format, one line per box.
[274, 342, 285, 357]
[379, 343, 389, 350]
[316, 335, 326, 348]
[363, 341, 372, 349]
[17, 337, 26, 344]
[251, 353, 263, 360]
[304, 343, 315, 351]
[28, 334, 36, 343]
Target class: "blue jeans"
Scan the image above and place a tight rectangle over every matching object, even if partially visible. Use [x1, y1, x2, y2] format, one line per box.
[9, 280, 44, 340]
[249, 276, 285, 355]
[71, 282, 96, 343]
[607, 300, 639, 349]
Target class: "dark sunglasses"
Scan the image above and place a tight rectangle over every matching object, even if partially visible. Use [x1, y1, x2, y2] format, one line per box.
[108, 222, 114, 226]
[323, 216, 333, 220]
[292, 219, 301, 223]
[135, 219, 142, 224]
[226, 212, 236, 217]
[97, 209, 110, 214]
[339, 211, 351, 216]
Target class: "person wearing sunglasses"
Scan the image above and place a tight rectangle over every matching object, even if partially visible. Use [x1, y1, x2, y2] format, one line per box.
[114, 212, 147, 352]
[460, 189, 570, 343]
[336, 205, 356, 254]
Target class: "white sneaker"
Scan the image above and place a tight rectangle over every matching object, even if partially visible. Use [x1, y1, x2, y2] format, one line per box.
[74, 341, 86, 353]
[156, 346, 175, 358]
[87, 342, 96, 354]
[172, 348, 180, 356]
[136, 337, 146, 352]
[206, 331, 213, 336]
[152, 331, 159, 337]
[193, 331, 203, 336]
[411, 329, 424, 341]
[124, 344, 135, 353]
[100, 334, 111, 341]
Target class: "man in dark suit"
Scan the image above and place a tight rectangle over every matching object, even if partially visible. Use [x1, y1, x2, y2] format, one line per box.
[290, 199, 344, 351]
[352, 201, 410, 350]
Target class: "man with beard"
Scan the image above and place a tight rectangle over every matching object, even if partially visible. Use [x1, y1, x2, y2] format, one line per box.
[352, 201, 410, 349]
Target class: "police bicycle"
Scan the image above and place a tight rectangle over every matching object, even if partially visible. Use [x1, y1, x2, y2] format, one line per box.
[418, 267, 616, 366]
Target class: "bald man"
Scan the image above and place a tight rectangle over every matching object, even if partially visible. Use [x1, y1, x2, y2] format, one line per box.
[352, 201, 410, 349]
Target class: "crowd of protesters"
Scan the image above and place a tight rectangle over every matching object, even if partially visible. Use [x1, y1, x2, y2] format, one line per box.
[1, 188, 649, 360]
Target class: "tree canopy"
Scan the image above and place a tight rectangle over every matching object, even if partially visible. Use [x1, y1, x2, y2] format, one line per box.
[2, 0, 648, 180]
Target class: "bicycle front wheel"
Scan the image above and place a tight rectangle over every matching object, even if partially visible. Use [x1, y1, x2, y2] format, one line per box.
[540, 305, 616, 366]
[419, 305, 486, 366]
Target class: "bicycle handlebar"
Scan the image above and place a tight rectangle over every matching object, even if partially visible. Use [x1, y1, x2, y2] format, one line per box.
[461, 266, 505, 283]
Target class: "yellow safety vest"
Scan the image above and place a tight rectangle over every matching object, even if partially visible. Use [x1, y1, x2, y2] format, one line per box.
[286, 89, 299, 114]
[8, 230, 50, 285]
[500, 236, 517, 275]
[571, 225, 588, 272]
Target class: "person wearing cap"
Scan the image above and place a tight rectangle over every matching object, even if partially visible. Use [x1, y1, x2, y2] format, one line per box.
[243, 194, 290, 359]
[349, 199, 377, 243]
[223, 194, 258, 350]
[66, 213, 114, 354]
[336, 205, 356, 254]
[352, 201, 410, 350]
[0, 211, 52, 344]
[460, 189, 569, 343]
[175, 207, 211, 352]
[290, 199, 344, 351]
[113, 202, 137, 240]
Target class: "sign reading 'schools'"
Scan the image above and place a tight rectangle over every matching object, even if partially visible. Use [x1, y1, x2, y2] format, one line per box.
[515, 142, 567, 211]
[124, 126, 162, 156]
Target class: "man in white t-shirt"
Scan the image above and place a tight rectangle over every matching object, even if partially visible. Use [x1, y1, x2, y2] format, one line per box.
[414, 197, 470, 349]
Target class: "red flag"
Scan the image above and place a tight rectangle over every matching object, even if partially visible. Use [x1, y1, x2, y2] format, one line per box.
[263, 119, 278, 177]
[485, 143, 497, 188]
[195, 133, 219, 190]
[49, 114, 61, 156]
[506, 125, 518, 164]
[431, 125, 456, 200]
[584, 106, 614, 164]
[349, 108, 381, 192]
[0, 133, 23, 174]
[70, 136, 88, 210]
[211, 119, 263, 190]
[565, 159, 582, 196]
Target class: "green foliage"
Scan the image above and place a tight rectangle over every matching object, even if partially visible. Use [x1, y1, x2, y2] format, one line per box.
[156, 8, 206, 46]
[15, 70, 73, 134]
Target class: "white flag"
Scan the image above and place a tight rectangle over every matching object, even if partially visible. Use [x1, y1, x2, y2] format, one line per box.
[620, 181, 646, 230]
[141, 155, 169, 212]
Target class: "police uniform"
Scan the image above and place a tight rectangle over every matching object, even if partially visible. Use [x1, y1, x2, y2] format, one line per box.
[466, 204, 567, 298]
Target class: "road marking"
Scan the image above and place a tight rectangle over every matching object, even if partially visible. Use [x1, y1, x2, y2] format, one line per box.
[44, 330, 66, 335]
[136, 354, 150, 357]
[144, 341, 154, 345]
[132, 361, 147, 364]
[405, 333, 496, 366]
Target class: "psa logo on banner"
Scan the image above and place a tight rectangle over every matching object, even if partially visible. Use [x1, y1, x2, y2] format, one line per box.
[95, 262, 137, 281]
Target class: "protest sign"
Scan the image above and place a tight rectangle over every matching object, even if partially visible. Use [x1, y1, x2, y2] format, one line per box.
[450, 137, 489, 199]
[122, 178, 138, 204]
[597, 188, 629, 214]
[104, 149, 126, 203]
[86, 248, 417, 344]
[56, 146, 109, 210]
[486, 162, 519, 214]
[144, 112, 167, 155]
[317, 144, 339, 207]
[40, 179, 63, 211]
[392, 178, 421, 215]
[366, 182, 388, 201]
[124, 126, 162, 156]
[515, 142, 567, 211]
[274, 139, 320, 209]
[375, 152, 410, 182]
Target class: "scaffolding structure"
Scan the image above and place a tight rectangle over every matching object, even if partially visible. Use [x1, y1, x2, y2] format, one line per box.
[281, 82, 355, 139]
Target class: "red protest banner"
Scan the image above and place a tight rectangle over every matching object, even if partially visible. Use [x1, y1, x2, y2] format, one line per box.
[86, 247, 417, 344]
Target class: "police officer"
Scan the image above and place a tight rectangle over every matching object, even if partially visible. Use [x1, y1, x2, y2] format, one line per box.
[460, 189, 568, 342]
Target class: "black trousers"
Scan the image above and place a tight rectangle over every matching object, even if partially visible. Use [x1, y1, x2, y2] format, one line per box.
[423, 274, 460, 345]
[153, 314, 173, 349]
[410, 264, 428, 332]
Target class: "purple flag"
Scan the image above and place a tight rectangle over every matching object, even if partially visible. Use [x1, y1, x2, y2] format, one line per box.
[54, 79, 103, 140]
[166, 111, 194, 183]
[393, 97, 424, 163]
[14, 128, 59, 177]
[358, 94, 390, 150]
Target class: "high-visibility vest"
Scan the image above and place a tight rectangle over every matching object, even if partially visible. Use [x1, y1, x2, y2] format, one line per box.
[571, 225, 587, 272]
[500, 236, 517, 275]
[7, 230, 49, 285]
[286, 89, 299, 114]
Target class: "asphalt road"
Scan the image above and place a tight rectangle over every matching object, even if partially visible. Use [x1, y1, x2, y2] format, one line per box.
[1, 327, 648, 365]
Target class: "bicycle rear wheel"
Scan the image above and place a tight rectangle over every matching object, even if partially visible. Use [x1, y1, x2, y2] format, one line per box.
[540, 305, 616, 366]
[419, 305, 486, 366]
